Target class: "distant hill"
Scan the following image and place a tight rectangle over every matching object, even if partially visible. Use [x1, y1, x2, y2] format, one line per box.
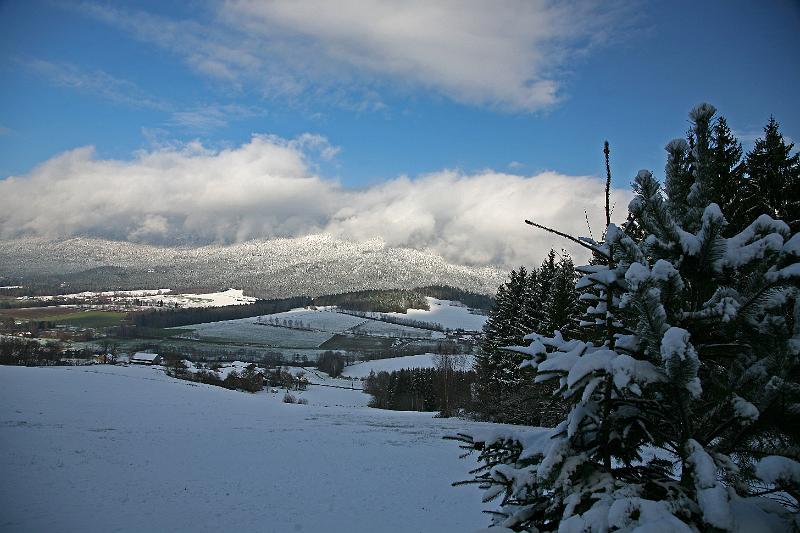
[0, 234, 505, 298]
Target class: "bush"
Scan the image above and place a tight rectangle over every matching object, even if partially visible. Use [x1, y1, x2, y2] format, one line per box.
[283, 392, 297, 403]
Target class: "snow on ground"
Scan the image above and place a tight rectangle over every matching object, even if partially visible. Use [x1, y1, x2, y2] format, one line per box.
[181, 361, 369, 407]
[384, 298, 487, 332]
[141, 288, 256, 308]
[62, 288, 171, 298]
[349, 319, 443, 339]
[265, 308, 439, 339]
[0, 365, 500, 533]
[178, 318, 335, 348]
[257, 308, 366, 332]
[26, 288, 256, 308]
[342, 353, 476, 379]
[185, 360, 257, 380]
[179, 307, 444, 346]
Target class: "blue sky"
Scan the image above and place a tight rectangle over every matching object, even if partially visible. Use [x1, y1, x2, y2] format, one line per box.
[3, 0, 798, 185]
[1, 1, 799, 266]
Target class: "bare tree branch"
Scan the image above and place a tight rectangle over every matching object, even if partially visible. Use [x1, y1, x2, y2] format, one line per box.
[524, 220, 610, 259]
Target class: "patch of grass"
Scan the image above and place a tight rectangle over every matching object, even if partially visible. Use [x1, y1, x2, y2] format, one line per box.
[0, 307, 79, 320]
[319, 334, 394, 351]
[44, 311, 127, 329]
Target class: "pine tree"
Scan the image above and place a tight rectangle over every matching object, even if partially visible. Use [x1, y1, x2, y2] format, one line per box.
[543, 253, 579, 339]
[671, 104, 746, 234]
[664, 137, 693, 227]
[739, 117, 800, 231]
[474, 253, 582, 426]
[710, 116, 745, 231]
[474, 267, 540, 425]
[685, 103, 717, 230]
[454, 109, 800, 531]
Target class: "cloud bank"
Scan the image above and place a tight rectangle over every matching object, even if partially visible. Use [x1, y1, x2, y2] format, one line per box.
[0, 135, 631, 267]
[80, 0, 625, 112]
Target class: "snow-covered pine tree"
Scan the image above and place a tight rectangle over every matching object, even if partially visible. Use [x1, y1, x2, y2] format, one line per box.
[453, 105, 800, 532]
[665, 137, 693, 228]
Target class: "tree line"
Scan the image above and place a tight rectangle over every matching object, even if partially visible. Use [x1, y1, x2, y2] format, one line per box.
[123, 285, 492, 332]
[312, 289, 429, 313]
[364, 365, 474, 415]
[128, 296, 312, 328]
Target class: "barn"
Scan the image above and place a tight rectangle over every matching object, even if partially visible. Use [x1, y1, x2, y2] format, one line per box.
[130, 352, 162, 365]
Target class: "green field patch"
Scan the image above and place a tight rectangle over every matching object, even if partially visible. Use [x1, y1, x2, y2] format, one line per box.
[319, 334, 394, 351]
[44, 311, 127, 328]
[0, 306, 80, 320]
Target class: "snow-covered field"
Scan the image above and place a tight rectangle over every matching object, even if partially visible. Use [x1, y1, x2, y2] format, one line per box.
[180, 307, 448, 346]
[179, 317, 336, 348]
[349, 318, 442, 339]
[384, 298, 488, 332]
[342, 353, 476, 379]
[27, 288, 256, 308]
[260, 308, 366, 331]
[0, 365, 502, 533]
[264, 308, 441, 338]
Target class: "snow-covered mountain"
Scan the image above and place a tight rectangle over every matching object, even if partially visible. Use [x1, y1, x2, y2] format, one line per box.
[0, 234, 505, 297]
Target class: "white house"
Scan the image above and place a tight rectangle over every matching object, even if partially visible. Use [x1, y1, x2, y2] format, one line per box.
[130, 352, 162, 365]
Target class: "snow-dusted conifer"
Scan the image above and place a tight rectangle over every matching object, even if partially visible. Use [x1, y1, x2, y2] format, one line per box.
[454, 109, 800, 531]
[665, 137, 693, 227]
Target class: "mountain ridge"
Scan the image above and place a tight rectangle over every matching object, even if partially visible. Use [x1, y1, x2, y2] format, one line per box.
[0, 234, 506, 298]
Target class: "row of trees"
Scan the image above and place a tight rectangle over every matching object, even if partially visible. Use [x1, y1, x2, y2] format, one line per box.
[364, 364, 474, 414]
[169, 362, 308, 393]
[312, 289, 429, 313]
[0, 337, 65, 365]
[414, 285, 495, 310]
[130, 296, 312, 328]
[472, 250, 579, 426]
[455, 106, 800, 531]
[125, 285, 492, 332]
[665, 111, 799, 235]
[337, 308, 446, 332]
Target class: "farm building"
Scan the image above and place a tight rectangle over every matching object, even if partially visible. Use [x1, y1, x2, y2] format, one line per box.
[130, 352, 161, 365]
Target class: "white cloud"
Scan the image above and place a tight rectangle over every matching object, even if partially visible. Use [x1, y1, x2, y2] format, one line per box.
[26, 59, 170, 111]
[167, 104, 267, 132]
[0, 135, 631, 267]
[25, 58, 267, 134]
[78, 0, 626, 112]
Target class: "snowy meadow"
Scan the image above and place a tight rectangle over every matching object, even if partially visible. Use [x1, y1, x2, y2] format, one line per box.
[0, 365, 509, 533]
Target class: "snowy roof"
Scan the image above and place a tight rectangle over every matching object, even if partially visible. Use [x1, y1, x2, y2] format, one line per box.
[131, 352, 160, 362]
